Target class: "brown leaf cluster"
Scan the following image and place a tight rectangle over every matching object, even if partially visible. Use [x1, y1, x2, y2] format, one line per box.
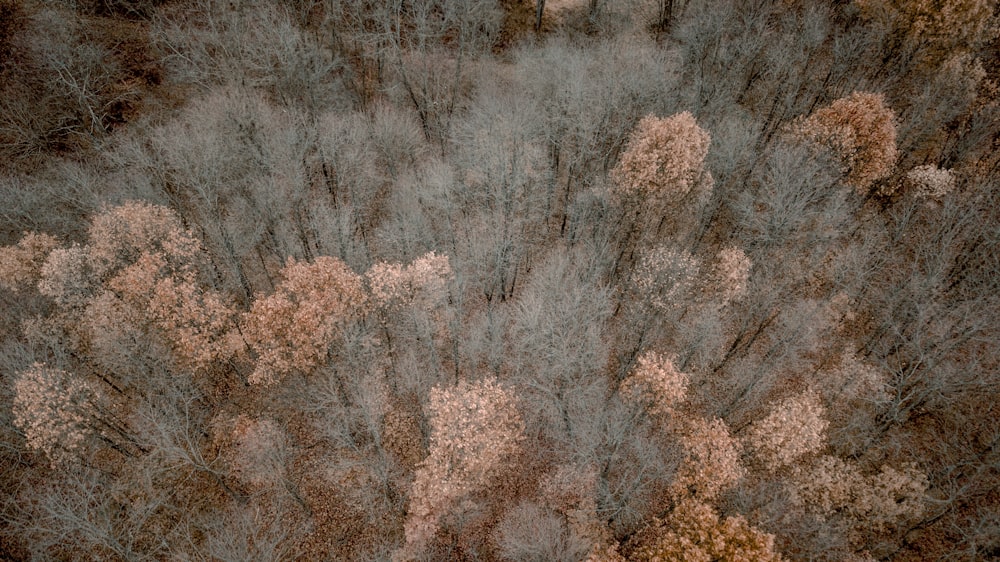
[790, 455, 928, 532]
[619, 351, 689, 417]
[855, 0, 997, 61]
[713, 247, 752, 305]
[790, 92, 898, 193]
[625, 498, 782, 562]
[631, 246, 701, 312]
[400, 377, 524, 558]
[243, 256, 366, 385]
[744, 391, 828, 472]
[0, 232, 59, 292]
[611, 112, 711, 202]
[905, 164, 956, 200]
[84, 204, 240, 371]
[223, 414, 289, 488]
[86, 200, 201, 280]
[12, 363, 99, 466]
[672, 417, 744, 501]
[38, 245, 94, 309]
[366, 251, 453, 309]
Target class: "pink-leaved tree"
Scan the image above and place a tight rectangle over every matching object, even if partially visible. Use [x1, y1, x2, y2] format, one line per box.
[789, 92, 898, 194]
[243, 256, 367, 385]
[398, 377, 524, 560]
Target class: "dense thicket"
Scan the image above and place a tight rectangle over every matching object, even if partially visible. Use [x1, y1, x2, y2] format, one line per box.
[1, 0, 998, 560]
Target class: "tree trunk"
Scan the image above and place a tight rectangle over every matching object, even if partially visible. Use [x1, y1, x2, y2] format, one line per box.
[658, 0, 674, 33]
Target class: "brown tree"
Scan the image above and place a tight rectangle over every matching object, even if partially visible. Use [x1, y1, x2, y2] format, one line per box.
[671, 416, 744, 502]
[619, 351, 689, 418]
[0, 232, 60, 292]
[789, 92, 898, 194]
[855, 0, 997, 64]
[37, 245, 95, 310]
[398, 377, 524, 559]
[904, 164, 957, 200]
[610, 111, 714, 274]
[744, 391, 828, 473]
[625, 498, 783, 562]
[12, 363, 101, 466]
[86, 200, 201, 281]
[610, 112, 711, 203]
[789, 455, 928, 533]
[366, 251, 453, 310]
[243, 256, 367, 385]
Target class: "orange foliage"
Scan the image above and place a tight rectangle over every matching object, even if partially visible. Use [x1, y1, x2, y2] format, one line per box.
[399, 377, 524, 559]
[611, 112, 711, 202]
[626, 498, 783, 562]
[790, 92, 898, 193]
[12, 363, 99, 466]
[0, 232, 59, 292]
[243, 256, 366, 385]
[619, 351, 689, 417]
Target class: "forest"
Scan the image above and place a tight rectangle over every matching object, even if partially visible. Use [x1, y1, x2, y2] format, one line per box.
[0, 0, 998, 559]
